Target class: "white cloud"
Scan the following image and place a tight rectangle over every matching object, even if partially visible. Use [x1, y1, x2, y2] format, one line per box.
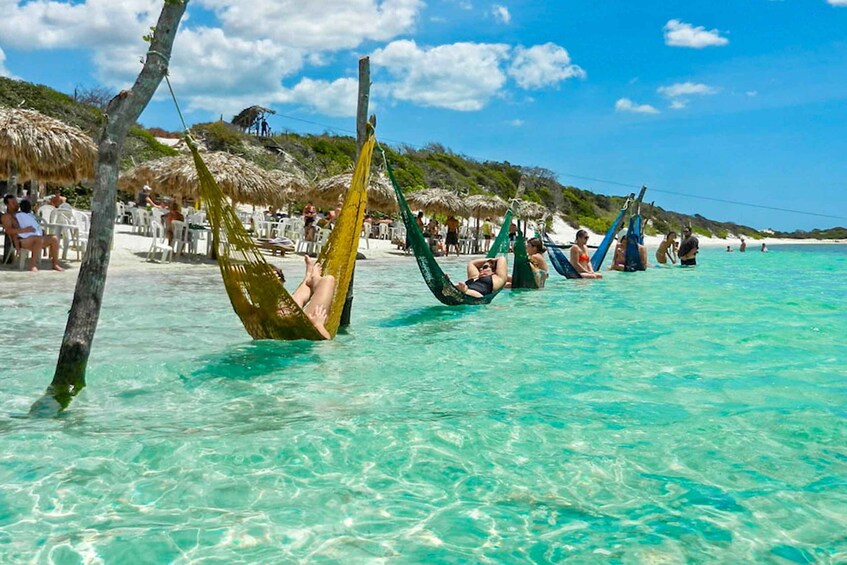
[663, 19, 729, 48]
[615, 98, 659, 114]
[0, 47, 17, 79]
[828, 0, 847, 5]
[508, 119, 524, 127]
[195, 0, 424, 50]
[372, 40, 510, 111]
[0, 0, 162, 50]
[746, 90, 758, 97]
[657, 81, 718, 109]
[657, 82, 718, 98]
[492, 4, 511, 24]
[508, 43, 585, 89]
[277, 77, 360, 116]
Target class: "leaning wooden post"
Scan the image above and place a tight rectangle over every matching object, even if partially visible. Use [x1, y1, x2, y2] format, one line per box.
[31, 0, 189, 415]
[339, 56, 371, 328]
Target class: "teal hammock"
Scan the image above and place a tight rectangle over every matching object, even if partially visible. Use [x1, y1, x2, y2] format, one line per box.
[511, 229, 539, 289]
[624, 213, 645, 271]
[382, 151, 512, 305]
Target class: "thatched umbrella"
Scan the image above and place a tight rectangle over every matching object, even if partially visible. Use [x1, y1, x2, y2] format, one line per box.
[0, 106, 96, 185]
[266, 169, 312, 208]
[405, 188, 469, 217]
[465, 193, 508, 252]
[119, 152, 288, 207]
[310, 171, 396, 212]
[466, 194, 508, 219]
[515, 200, 549, 220]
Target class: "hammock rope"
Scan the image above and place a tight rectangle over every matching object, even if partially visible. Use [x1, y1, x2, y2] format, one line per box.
[187, 126, 375, 340]
[380, 147, 511, 305]
[510, 229, 539, 289]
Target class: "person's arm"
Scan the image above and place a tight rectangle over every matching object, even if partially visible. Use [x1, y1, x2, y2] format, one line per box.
[492, 257, 509, 290]
[2, 215, 33, 237]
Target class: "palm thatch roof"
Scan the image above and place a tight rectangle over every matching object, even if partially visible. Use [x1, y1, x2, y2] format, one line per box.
[119, 152, 293, 208]
[0, 106, 96, 183]
[231, 106, 275, 130]
[515, 200, 549, 220]
[405, 188, 469, 217]
[310, 171, 396, 212]
[465, 194, 508, 218]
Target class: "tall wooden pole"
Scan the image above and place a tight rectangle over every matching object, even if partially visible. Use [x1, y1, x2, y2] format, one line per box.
[31, 0, 188, 415]
[339, 56, 370, 328]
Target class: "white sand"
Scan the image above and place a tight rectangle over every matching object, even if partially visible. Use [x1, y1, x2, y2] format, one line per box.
[2, 219, 842, 279]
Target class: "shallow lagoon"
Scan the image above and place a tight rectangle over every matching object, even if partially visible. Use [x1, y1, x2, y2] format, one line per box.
[1, 246, 846, 562]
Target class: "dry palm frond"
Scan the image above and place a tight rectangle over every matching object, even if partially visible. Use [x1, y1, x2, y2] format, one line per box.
[465, 194, 508, 218]
[405, 188, 469, 217]
[0, 106, 96, 183]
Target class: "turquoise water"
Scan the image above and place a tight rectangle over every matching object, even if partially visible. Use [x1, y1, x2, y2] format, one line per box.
[1, 245, 846, 563]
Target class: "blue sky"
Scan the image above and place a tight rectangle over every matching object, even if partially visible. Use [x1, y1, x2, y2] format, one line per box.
[1, 0, 846, 230]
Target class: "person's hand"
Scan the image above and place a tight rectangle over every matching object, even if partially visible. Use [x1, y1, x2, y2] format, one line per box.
[307, 305, 328, 328]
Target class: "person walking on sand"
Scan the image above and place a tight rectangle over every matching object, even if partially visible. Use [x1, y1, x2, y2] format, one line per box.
[445, 215, 460, 256]
[678, 226, 699, 266]
[481, 218, 493, 253]
[656, 231, 678, 265]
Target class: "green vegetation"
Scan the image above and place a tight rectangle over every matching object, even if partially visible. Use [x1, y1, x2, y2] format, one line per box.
[3, 77, 842, 239]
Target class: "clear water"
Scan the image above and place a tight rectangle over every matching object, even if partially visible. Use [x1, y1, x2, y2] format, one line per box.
[1, 246, 845, 563]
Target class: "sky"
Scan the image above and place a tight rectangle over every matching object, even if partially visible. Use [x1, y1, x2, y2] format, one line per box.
[1, 0, 846, 231]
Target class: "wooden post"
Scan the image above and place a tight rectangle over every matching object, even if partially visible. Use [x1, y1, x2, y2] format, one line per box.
[31, 0, 188, 415]
[339, 56, 370, 328]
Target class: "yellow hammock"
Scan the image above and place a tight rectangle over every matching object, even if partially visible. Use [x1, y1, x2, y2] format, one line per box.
[188, 126, 375, 340]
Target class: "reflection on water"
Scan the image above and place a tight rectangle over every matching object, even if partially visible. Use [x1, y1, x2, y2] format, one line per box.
[1, 248, 846, 562]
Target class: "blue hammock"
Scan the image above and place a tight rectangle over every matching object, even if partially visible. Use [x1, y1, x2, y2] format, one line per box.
[624, 214, 646, 272]
[543, 232, 582, 279]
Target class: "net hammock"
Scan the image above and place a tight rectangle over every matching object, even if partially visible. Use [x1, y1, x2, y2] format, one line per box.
[544, 196, 632, 278]
[381, 149, 512, 305]
[510, 229, 539, 289]
[624, 213, 645, 272]
[189, 126, 375, 340]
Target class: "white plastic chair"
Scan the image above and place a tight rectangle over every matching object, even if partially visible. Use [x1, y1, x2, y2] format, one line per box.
[169, 220, 190, 256]
[38, 204, 55, 222]
[146, 220, 173, 263]
[378, 223, 389, 240]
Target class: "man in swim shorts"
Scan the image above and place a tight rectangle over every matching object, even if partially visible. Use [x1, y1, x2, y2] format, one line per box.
[678, 227, 699, 266]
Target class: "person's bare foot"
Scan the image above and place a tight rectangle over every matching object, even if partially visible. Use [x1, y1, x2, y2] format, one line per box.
[309, 262, 323, 287]
[303, 255, 317, 287]
[52, 264, 65, 272]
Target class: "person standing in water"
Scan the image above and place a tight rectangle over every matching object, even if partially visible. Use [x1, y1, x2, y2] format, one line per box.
[678, 226, 699, 266]
[656, 231, 678, 265]
[739, 238, 747, 252]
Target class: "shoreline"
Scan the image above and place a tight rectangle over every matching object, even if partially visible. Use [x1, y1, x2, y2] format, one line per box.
[1, 223, 843, 278]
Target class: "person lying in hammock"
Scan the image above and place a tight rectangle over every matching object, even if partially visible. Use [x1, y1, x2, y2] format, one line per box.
[456, 257, 508, 298]
[286, 256, 336, 339]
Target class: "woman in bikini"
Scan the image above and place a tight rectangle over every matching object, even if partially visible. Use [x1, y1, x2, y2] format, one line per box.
[456, 257, 508, 298]
[526, 237, 549, 287]
[570, 229, 602, 278]
[656, 231, 678, 264]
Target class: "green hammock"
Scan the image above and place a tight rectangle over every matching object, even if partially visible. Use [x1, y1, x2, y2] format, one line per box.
[382, 151, 511, 305]
[510, 229, 539, 289]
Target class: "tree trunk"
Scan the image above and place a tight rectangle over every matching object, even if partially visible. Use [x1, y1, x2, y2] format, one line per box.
[339, 56, 371, 328]
[31, 1, 188, 415]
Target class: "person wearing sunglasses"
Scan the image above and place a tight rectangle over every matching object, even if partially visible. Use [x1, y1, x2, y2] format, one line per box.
[456, 256, 508, 298]
[570, 229, 602, 278]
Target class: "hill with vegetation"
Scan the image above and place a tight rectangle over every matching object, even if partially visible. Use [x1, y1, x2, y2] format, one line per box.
[3, 76, 841, 240]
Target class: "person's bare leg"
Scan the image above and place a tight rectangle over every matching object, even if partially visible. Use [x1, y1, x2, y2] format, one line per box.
[304, 274, 336, 339]
[47, 236, 64, 271]
[21, 238, 42, 271]
[291, 255, 316, 308]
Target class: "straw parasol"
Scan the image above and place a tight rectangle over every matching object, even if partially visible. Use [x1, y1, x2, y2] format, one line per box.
[118, 152, 290, 207]
[310, 171, 397, 212]
[515, 200, 549, 220]
[405, 188, 469, 217]
[0, 106, 96, 184]
[465, 194, 508, 219]
[266, 169, 312, 207]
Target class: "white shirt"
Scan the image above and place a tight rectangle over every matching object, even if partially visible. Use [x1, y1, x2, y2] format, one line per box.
[15, 211, 43, 238]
